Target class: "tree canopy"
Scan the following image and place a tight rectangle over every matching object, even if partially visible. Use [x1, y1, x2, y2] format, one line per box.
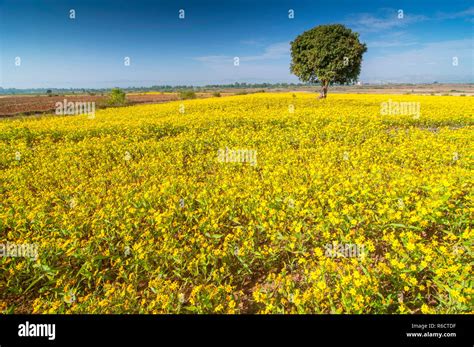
[290, 24, 367, 97]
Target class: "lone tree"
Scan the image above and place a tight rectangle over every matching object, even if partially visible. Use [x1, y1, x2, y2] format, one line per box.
[290, 24, 367, 98]
[107, 88, 126, 106]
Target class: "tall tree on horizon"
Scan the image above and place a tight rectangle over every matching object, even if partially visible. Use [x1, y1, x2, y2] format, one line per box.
[290, 24, 367, 98]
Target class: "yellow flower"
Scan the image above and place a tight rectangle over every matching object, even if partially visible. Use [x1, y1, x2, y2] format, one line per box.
[421, 304, 431, 314]
[1, 93, 471, 314]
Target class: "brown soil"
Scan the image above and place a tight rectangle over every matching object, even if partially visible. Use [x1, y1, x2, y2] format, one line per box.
[1, 84, 471, 117]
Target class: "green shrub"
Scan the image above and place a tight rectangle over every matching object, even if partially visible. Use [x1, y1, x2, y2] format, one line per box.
[107, 88, 126, 105]
[212, 92, 221, 97]
[179, 90, 197, 100]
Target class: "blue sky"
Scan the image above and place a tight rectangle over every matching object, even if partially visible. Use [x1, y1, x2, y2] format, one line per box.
[1, 0, 473, 88]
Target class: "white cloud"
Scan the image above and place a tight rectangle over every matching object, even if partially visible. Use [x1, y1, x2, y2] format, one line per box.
[434, 7, 474, 20]
[242, 41, 290, 62]
[194, 55, 231, 64]
[348, 6, 474, 33]
[194, 41, 290, 66]
[366, 31, 418, 48]
[347, 9, 427, 33]
[361, 39, 473, 83]
[367, 40, 418, 48]
[190, 41, 294, 83]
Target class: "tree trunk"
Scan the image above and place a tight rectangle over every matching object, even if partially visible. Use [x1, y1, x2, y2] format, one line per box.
[318, 80, 329, 99]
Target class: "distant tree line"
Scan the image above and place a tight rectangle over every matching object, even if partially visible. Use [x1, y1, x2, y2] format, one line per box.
[0, 82, 322, 95]
[0, 81, 443, 95]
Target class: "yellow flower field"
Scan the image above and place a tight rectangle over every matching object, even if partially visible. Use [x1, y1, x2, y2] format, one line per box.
[0, 93, 472, 314]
